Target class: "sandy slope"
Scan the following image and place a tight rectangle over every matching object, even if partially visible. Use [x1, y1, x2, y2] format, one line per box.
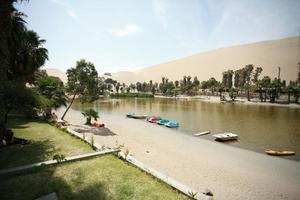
[56, 107, 300, 200]
[45, 68, 67, 83]
[112, 36, 300, 84]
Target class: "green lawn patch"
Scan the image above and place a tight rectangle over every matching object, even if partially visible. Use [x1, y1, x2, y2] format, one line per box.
[0, 154, 189, 200]
[0, 116, 94, 169]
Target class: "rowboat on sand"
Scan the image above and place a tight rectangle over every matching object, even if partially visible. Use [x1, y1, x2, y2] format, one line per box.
[146, 116, 161, 123]
[157, 119, 169, 125]
[213, 132, 238, 141]
[165, 121, 179, 128]
[265, 150, 295, 156]
[126, 113, 147, 119]
[194, 131, 210, 136]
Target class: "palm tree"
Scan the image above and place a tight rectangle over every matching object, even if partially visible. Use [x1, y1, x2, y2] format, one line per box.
[0, 1, 48, 141]
[82, 109, 99, 125]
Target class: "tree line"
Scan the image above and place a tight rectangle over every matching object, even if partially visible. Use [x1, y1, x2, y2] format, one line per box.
[99, 64, 300, 104]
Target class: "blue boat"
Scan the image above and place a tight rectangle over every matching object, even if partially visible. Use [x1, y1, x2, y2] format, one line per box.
[165, 121, 179, 128]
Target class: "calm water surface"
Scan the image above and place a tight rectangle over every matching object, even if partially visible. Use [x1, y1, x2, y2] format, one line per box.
[73, 97, 300, 161]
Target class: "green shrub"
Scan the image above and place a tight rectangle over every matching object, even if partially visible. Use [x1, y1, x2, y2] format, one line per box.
[53, 154, 66, 162]
[110, 93, 154, 98]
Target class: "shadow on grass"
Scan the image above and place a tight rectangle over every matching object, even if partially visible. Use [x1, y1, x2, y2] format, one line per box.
[0, 165, 111, 200]
[7, 115, 47, 129]
[0, 140, 56, 169]
[1, 116, 58, 169]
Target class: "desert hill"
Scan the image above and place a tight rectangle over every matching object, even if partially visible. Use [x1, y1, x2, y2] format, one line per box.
[112, 36, 300, 84]
[45, 68, 67, 83]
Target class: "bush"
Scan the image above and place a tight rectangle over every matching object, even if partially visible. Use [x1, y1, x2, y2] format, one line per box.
[110, 93, 154, 98]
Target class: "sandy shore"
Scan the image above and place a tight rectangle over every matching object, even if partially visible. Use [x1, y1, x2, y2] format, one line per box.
[56, 107, 300, 200]
[155, 95, 300, 108]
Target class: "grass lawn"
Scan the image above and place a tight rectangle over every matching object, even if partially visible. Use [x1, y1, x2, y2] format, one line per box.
[0, 154, 190, 200]
[0, 116, 94, 169]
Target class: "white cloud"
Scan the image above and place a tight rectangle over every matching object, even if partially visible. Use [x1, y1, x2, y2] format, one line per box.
[66, 9, 78, 19]
[110, 24, 142, 37]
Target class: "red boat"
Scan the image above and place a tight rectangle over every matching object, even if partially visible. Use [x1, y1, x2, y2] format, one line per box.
[147, 117, 161, 123]
[93, 122, 105, 128]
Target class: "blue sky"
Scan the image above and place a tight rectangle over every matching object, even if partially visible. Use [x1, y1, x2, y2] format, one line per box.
[16, 0, 300, 74]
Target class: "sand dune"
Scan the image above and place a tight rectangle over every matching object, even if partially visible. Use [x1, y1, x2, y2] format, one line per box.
[45, 68, 67, 83]
[112, 36, 300, 84]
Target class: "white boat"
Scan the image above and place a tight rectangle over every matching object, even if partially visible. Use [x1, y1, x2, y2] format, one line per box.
[213, 132, 238, 141]
[193, 131, 210, 136]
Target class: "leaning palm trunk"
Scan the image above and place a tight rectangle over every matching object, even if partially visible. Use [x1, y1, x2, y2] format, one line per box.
[61, 93, 77, 120]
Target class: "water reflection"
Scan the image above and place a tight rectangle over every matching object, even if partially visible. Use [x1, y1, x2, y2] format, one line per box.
[72, 97, 300, 161]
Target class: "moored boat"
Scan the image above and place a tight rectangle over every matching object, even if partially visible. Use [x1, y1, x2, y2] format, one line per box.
[147, 116, 161, 123]
[165, 121, 179, 128]
[194, 131, 210, 136]
[265, 150, 295, 156]
[213, 132, 238, 141]
[126, 113, 147, 119]
[157, 119, 169, 125]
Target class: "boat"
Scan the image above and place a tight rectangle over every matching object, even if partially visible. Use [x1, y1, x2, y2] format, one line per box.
[93, 122, 105, 128]
[193, 131, 210, 136]
[165, 121, 179, 128]
[265, 150, 295, 156]
[213, 132, 238, 141]
[147, 116, 161, 123]
[126, 113, 147, 119]
[157, 119, 169, 125]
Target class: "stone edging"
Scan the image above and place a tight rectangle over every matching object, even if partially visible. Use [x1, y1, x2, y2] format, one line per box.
[0, 150, 118, 176]
[66, 127, 212, 200]
[118, 152, 212, 200]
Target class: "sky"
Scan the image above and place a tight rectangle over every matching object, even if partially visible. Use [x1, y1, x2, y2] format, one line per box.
[16, 0, 300, 74]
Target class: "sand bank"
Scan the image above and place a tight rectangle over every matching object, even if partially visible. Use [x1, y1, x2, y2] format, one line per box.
[56, 107, 300, 200]
[155, 95, 300, 108]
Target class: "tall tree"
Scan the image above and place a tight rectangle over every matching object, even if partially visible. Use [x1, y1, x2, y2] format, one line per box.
[222, 70, 233, 90]
[193, 76, 200, 87]
[35, 74, 67, 117]
[252, 67, 263, 84]
[0, 1, 48, 141]
[61, 59, 99, 120]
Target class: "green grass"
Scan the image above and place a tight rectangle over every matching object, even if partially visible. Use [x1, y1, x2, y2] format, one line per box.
[0, 154, 189, 200]
[0, 116, 94, 169]
[0, 116, 190, 200]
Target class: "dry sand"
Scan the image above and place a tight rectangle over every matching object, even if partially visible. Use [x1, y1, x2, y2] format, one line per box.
[45, 37, 299, 85]
[112, 36, 299, 84]
[56, 107, 300, 200]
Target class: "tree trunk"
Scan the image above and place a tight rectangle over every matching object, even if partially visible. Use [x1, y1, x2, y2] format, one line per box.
[61, 93, 77, 120]
[259, 88, 263, 102]
[247, 89, 250, 101]
[264, 91, 267, 102]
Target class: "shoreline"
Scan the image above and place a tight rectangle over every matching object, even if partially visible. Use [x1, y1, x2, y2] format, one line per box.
[154, 95, 300, 108]
[56, 107, 300, 200]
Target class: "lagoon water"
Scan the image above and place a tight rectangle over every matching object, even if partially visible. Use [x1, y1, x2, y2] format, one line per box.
[72, 97, 300, 161]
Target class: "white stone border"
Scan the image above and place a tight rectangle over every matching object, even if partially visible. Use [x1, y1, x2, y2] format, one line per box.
[67, 127, 213, 200]
[66, 128, 103, 150]
[118, 152, 212, 200]
[0, 150, 118, 176]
